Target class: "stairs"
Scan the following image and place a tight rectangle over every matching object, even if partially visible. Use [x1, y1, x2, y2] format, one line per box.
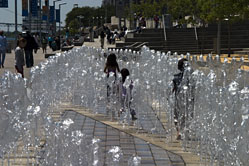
[114, 22, 249, 54]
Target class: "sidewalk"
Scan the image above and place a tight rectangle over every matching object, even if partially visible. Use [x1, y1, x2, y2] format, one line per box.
[84, 36, 115, 49]
[0, 48, 49, 79]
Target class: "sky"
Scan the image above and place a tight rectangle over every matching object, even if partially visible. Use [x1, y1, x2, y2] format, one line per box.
[0, 0, 102, 32]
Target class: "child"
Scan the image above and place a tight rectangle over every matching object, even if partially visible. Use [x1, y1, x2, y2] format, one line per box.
[104, 53, 120, 100]
[104, 53, 120, 77]
[120, 68, 137, 120]
[15, 38, 26, 78]
[173, 58, 194, 140]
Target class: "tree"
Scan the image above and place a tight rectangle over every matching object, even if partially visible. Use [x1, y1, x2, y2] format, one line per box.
[197, 0, 249, 55]
[65, 5, 115, 34]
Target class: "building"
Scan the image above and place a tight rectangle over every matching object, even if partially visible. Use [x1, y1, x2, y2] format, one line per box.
[102, 0, 116, 6]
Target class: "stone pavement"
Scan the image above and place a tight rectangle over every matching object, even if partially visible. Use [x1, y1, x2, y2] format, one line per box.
[55, 109, 185, 166]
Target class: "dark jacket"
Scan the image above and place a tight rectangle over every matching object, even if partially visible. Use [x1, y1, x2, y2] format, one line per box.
[23, 34, 38, 51]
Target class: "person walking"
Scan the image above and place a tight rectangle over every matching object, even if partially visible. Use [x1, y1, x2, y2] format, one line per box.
[172, 58, 195, 140]
[0, 30, 7, 68]
[100, 31, 106, 49]
[154, 15, 159, 29]
[15, 38, 26, 78]
[22, 31, 38, 68]
[41, 37, 48, 53]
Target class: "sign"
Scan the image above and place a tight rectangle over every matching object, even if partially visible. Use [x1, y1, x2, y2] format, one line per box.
[22, 0, 28, 16]
[42, 6, 48, 20]
[30, 0, 38, 17]
[49, 6, 54, 23]
[0, 0, 8, 8]
[56, 9, 60, 23]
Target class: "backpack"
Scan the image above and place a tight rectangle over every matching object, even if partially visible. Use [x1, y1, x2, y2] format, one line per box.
[42, 38, 47, 44]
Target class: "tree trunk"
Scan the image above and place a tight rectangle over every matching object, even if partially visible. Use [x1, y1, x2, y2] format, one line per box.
[228, 23, 231, 57]
[217, 20, 221, 55]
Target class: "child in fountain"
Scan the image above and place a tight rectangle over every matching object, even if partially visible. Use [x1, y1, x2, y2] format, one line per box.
[15, 38, 27, 78]
[119, 68, 137, 120]
[104, 53, 120, 77]
[104, 53, 120, 98]
[172, 58, 194, 140]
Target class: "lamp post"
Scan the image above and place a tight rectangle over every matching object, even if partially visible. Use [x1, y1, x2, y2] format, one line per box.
[59, 2, 67, 38]
[53, 0, 61, 36]
[15, 0, 18, 44]
[92, 17, 95, 26]
[77, 15, 84, 34]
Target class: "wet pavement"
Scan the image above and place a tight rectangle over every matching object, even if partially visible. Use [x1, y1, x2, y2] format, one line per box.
[58, 110, 185, 166]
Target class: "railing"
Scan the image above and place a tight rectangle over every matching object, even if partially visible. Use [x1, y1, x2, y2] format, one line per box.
[162, 14, 167, 41]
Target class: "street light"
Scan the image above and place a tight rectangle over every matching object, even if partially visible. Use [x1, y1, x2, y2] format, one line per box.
[100, 16, 103, 26]
[96, 17, 99, 27]
[77, 15, 84, 34]
[53, 0, 62, 36]
[59, 2, 67, 38]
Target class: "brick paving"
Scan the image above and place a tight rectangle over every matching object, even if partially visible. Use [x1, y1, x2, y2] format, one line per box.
[55, 109, 185, 166]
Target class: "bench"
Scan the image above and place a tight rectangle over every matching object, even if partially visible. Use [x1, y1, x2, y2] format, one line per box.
[61, 46, 74, 51]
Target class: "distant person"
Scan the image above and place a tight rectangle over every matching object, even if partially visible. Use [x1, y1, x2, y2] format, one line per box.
[48, 36, 53, 48]
[15, 38, 26, 78]
[33, 34, 40, 53]
[154, 15, 159, 29]
[55, 36, 61, 50]
[22, 31, 38, 68]
[66, 29, 69, 40]
[100, 31, 106, 49]
[89, 26, 94, 42]
[41, 37, 48, 53]
[133, 13, 137, 29]
[0, 30, 7, 68]
[119, 68, 137, 120]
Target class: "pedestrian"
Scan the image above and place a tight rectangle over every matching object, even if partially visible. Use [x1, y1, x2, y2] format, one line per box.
[154, 15, 159, 29]
[33, 34, 40, 53]
[0, 30, 7, 68]
[119, 68, 137, 120]
[22, 31, 38, 68]
[41, 36, 48, 53]
[100, 31, 106, 49]
[89, 26, 94, 42]
[55, 36, 61, 50]
[48, 36, 53, 49]
[104, 53, 120, 99]
[133, 13, 137, 29]
[15, 38, 27, 78]
[172, 58, 194, 140]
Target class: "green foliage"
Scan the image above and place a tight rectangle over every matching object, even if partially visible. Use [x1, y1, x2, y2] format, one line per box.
[128, 0, 249, 25]
[130, 0, 167, 18]
[197, 0, 249, 24]
[65, 5, 115, 33]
